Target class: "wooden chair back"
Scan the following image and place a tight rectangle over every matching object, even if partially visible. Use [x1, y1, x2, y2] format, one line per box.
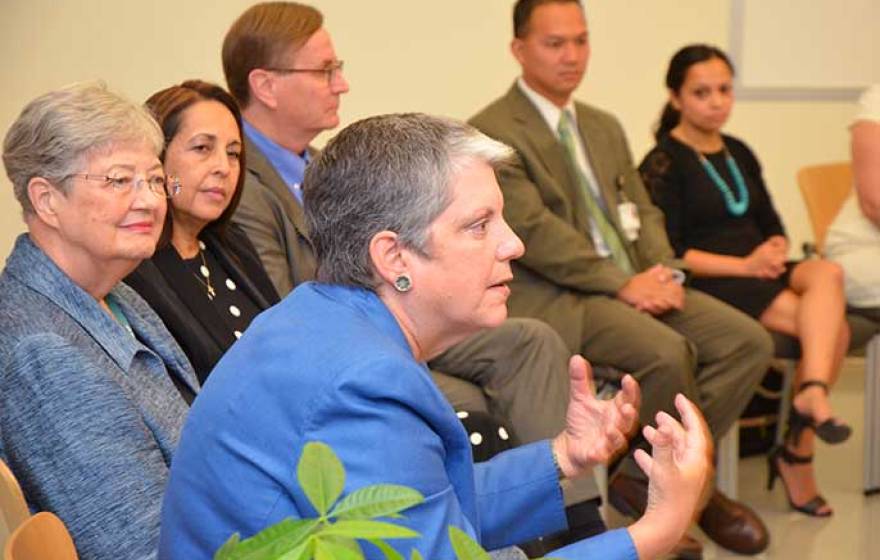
[3, 512, 77, 560]
[0, 461, 29, 549]
[797, 161, 853, 252]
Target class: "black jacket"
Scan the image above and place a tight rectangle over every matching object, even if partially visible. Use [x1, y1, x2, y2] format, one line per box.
[125, 224, 280, 384]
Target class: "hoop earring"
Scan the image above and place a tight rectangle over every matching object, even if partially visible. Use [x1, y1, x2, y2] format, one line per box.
[393, 274, 412, 293]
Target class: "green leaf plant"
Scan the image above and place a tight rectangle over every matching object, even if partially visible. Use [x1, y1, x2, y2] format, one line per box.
[215, 441, 550, 560]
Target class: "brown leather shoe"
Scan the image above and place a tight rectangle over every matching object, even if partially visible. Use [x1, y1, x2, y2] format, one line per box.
[608, 473, 704, 560]
[697, 489, 769, 555]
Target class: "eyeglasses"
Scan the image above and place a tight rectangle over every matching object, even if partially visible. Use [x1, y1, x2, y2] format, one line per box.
[265, 60, 345, 85]
[63, 173, 181, 198]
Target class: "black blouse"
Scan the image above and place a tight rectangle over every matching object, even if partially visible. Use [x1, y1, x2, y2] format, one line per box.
[180, 246, 262, 339]
[125, 224, 280, 384]
[639, 134, 786, 259]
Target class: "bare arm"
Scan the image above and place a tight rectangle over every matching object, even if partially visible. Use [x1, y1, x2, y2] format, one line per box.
[683, 248, 750, 277]
[852, 120, 880, 227]
[683, 238, 786, 280]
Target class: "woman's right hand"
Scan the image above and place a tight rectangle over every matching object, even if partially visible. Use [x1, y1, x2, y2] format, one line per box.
[743, 239, 786, 279]
[627, 394, 712, 560]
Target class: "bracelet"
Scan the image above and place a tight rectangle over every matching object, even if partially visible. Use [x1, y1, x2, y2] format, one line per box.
[551, 445, 566, 480]
[670, 268, 687, 285]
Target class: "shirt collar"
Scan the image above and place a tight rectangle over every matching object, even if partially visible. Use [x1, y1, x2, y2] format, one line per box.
[516, 77, 577, 137]
[3, 234, 142, 370]
[242, 120, 311, 189]
[4, 235, 200, 396]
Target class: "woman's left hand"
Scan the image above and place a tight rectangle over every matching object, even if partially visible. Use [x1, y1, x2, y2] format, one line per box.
[552, 356, 640, 478]
[744, 237, 787, 279]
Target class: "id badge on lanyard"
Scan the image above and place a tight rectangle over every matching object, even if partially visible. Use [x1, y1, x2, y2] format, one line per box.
[616, 175, 641, 241]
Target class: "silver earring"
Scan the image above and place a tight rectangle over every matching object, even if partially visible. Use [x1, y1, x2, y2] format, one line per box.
[393, 274, 412, 293]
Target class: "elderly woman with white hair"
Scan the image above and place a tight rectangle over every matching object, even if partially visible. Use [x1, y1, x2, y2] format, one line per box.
[0, 83, 199, 559]
[160, 114, 710, 560]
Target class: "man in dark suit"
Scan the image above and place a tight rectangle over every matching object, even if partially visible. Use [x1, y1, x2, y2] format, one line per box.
[222, 1, 612, 546]
[470, 1, 773, 557]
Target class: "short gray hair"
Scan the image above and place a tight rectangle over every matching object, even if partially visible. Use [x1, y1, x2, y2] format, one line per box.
[3, 81, 163, 215]
[303, 112, 514, 289]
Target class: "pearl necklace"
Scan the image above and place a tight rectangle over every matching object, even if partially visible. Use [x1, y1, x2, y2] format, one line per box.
[697, 148, 750, 216]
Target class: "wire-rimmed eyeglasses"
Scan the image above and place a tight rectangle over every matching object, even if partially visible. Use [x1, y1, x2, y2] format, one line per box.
[62, 173, 182, 199]
[264, 60, 345, 85]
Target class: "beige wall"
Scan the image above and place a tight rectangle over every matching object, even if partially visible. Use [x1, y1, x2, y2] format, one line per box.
[0, 0, 858, 260]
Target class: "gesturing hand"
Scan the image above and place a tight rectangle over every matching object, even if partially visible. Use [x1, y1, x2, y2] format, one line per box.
[552, 356, 640, 478]
[628, 394, 712, 560]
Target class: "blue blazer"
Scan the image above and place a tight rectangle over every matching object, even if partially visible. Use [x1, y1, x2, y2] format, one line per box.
[0, 235, 199, 560]
[160, 282, 635, 559]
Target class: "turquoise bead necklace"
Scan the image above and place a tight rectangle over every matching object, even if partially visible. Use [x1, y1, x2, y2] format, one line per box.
[697, 148, 750, 216]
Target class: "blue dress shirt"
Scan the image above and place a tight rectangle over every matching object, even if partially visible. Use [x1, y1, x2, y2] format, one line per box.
[243, 120, 310, 203]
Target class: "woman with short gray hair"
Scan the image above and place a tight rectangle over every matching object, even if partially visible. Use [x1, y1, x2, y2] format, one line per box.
[0, 82, 199, 560]
[162, 113, 711, 560]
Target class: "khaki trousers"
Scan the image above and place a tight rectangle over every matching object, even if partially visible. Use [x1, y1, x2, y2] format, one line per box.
[430, 318, 599, 504]
[513, 288, 773, 481]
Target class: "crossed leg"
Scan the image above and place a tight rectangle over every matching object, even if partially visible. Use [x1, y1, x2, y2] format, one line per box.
[759, 259, 849, 514]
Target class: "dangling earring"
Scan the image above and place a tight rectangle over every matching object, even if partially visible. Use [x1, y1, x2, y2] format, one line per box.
[167, 176, 182, 197]
[394, 274, 412, 293]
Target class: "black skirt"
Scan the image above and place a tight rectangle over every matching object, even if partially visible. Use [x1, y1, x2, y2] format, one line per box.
[691, 262, 796, 319]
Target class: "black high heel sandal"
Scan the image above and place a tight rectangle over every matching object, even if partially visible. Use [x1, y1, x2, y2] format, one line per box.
[767, 446, 832, 517]
[789, 380, 851, 445]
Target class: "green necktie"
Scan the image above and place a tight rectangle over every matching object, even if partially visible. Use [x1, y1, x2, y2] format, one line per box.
[557, 111, 633, 273]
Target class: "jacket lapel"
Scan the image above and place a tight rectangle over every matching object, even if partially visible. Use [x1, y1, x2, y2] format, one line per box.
[575, 104, 625, 232]
[575, 104, 642, 265]
[4, 235, 200, 399]
[114, 283, 200, 398]
[244, 136, 313, 246]
[202, 230, 274, 310]
[151, 245, 237, 351]
[5, 235, 142, 370]
[505, 86, 593, 234]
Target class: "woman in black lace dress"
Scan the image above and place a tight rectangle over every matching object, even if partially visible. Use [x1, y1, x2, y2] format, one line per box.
[639, 44, 850, 517]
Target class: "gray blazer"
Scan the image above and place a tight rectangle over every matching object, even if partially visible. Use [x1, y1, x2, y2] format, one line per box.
[0, 235, 198, 560]
[232, 136, 317, 296]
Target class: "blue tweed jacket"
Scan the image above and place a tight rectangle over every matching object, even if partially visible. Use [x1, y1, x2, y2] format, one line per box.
[0, 235, 199, 560]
